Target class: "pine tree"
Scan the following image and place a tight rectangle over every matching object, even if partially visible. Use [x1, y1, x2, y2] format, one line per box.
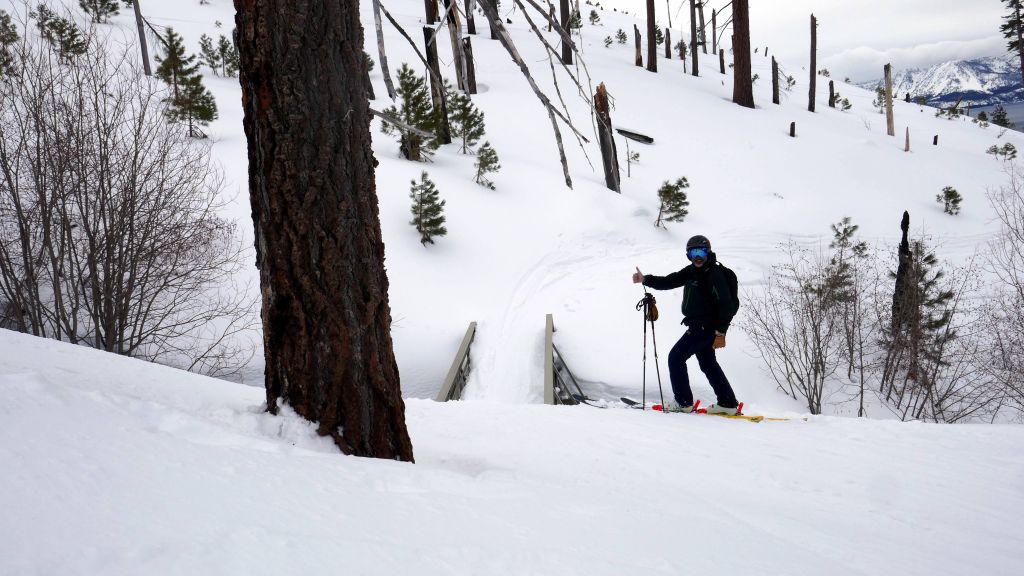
[603, 36, 612, 48]
[654, 177, 689, 227]
[1002, 0, 1024, 84]
[589, 9, 600, 25]
[615, 29, 627, 44]
[991, 104, 1015, 128]
[409, 172, 447, 245]
[199, 34, 219, 74]
[381, 63, 439, 162]
[217, 34, 238, 77]
[936, 187, 962, 215]
[0, 10, 18, 78]
[446, 82, 485, 154]
[35, 5, 88, 61]
[156, 28, 217, 137]
[654, 26, 664, 45]
[79, 0, 119, 23]
[474, 141, 501, 189]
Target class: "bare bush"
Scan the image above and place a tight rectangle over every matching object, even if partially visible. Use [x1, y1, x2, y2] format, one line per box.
[986, 167, 1024, 416]
[0, 9, 255, 377]
[742, 243, 847, 414]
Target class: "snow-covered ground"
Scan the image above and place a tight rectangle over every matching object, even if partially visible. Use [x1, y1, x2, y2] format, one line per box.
[2, 1, 1024, 573]
[2, 328, 1023, 575]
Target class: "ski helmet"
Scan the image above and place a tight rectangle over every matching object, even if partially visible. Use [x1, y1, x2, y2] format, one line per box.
[686, 235, 711, 252]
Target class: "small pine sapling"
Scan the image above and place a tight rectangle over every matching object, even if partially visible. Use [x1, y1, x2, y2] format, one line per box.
[0, 10, 18, 78]
[785, 75, 796, 91]
[654, 26, 664, 45]
[603, 36, 612, 48]
[199, 34, 220, 74]
[474, 141, 501, 189]
[936, 186, 962, 215]
[589, 9, 600, 25]
[79, 0, 119, 23]
[987, 142, 1018, 161]
[569, 10, 582, 29]
[991, 104, 1015, 128]
[217, 34, 239, 77]
[615, 29, 627, 44]
[409, 172, 447, 245]
[446, 82, 485, 154]
[381, 63, 439, 162]
[675, 40, 686, 60]
[654, 177, 690, 227]
[156, 28, 218, 137]
[840, 97, 852, 111]
[974, 111, 990, 128]
[872, 86, 886, 114]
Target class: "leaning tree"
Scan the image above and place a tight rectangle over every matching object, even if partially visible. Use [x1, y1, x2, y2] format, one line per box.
[234, 0, 414, 461]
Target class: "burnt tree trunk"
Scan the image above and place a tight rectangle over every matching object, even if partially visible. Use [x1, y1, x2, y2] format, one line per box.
[772, 56, 780, 104]
[234, 0, 415, 461]
[719, 48, 724, 74]
[665, 28, 671, 59]
[732, 0, 753, 108]
[828, 79, 835, 107]
[132, 0, 151, 75]
[698, 0, 707, 53]
[595, 83, 620, 193]
[465, 0, 477, 34]
[790, 121, 796, 137]
[884, 63, 895, 136]
[646, 0, 657, 72]
[808, 14, 817, 112]
[689, 0, 699, 76]
[463, 37, 477, 94]
[634, 25, 643, 67]
[560, 0, 572, 64]
[423, 27, 452, 143]
[442, 0, 467, 91]
[711, 9, 717, 54]
[425, 0, 438, 24]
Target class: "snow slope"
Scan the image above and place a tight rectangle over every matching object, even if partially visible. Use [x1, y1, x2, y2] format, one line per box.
[2, 328, 1024, 575]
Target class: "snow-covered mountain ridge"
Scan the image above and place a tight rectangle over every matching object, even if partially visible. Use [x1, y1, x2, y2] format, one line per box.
[859, 55, 1024, 107]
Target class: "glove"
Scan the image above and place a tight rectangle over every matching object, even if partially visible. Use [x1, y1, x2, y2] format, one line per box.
[713, 332, 726, 349]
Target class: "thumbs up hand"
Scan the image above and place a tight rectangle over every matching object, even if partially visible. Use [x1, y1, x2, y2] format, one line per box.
[632, 267, 644, 284]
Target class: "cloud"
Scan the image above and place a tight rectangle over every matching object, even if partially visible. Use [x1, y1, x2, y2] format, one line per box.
[825, 36, 1008, 82]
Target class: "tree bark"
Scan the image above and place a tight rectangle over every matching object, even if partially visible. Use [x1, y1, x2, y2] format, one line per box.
[595, 83, 620, 193]
[234, 0, 414, 461]
[828, 79, 835, 107]
[634, 24, 643, 67]
[719, 48, 724, 74]
[731, 0, 753, 108]
[884, 63, 895, 136]
[790, 121, 796, 137]
[689, 0, 699, 76]
[560, 0, 572, 64]
[772, 56, 779, 104]
[465, 0, 477, 34]
[905, 127, 911, 152]
[808, 14, 817, 112]
[442, 0, 467, 91]
[1017, 3, 1024, 86]
[711, 9, 716, 54]
[132, 0, 151, 75]
[463, 37, 477, 94]
[646, 0, 657, 72]
[425, 0, 438, 24]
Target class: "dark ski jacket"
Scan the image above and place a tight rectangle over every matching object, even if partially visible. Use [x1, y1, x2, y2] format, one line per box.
[641, 252, 736, 334]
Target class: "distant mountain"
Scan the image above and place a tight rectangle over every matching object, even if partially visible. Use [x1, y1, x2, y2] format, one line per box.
[857, 56, 1024, 107]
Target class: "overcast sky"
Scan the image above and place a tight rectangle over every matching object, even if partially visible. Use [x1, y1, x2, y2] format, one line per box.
[599, 0, 1008, 81]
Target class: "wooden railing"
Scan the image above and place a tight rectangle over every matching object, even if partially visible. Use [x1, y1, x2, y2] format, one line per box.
[435, 322, 477, 402]
[544, 314, 589, 405]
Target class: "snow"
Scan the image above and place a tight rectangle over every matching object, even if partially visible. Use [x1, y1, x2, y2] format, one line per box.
[2, 1, 1024, 573]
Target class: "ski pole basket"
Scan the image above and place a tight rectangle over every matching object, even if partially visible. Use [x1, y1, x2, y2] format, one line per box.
[435, 321, 477, 402]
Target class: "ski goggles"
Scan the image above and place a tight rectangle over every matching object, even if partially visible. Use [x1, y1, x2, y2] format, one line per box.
[687, 247, 709, 260]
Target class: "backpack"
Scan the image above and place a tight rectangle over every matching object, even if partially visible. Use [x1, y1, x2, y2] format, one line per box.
[705, 261, 740, 317]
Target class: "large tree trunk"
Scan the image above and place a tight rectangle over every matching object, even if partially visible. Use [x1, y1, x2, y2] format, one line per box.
[463, 37, 477, 94]
[595, 83, 620, 193]
[732, 0, 753, 108]
[646, 0, 657, 72]
[665, 28, 671, 59]
[808, 14, 817, 112]
[560, 0, 572, 64]
[442, 0, 467, 91]
[425, 0, 438, 24]
[465, 0, 477, 34]
[698, 0, 707, 53]
[634, 24, 642, 67]
[424, 27, 452, 143]
[234, 0, 414, 461]
[689, 0, 699, 76]
[711, 9, 716, 54]
[1017, 4, 1024, 84]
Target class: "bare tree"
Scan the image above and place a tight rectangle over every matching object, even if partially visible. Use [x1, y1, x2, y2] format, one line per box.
[0, 10, 256, 378]
[986, 167, 1024, 416]
[808, 14, 816, 112]
[235, 0, 414, 460]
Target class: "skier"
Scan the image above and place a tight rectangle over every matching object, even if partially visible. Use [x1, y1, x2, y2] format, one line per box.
[631, 235, 740, 414]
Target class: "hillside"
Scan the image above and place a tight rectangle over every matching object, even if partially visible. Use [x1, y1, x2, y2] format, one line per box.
[858, 55, 1024, 107]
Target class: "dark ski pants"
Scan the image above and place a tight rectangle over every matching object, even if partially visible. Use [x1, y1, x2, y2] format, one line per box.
[667, 326, 737, 407]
